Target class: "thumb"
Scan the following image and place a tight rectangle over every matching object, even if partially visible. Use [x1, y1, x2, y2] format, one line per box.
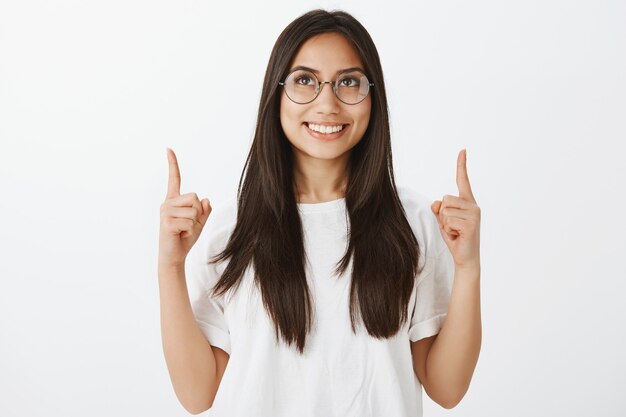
[431, 200, 444, 232]
[431, 200, 441, 216]
[431, 200, 456, 240]
[200, 199, 212, 222]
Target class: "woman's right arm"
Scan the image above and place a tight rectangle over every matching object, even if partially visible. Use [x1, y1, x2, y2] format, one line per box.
[159, 148, 223, 414]
[159, 263, 218, 414]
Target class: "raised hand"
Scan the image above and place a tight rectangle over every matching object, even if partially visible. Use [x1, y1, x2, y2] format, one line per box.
[158, 148, 212, 268]
[430, 149, 481, 271]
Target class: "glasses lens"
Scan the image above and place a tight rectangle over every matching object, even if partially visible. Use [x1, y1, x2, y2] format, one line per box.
[336, 72, 370, 104]
[284, 70, 318, 104]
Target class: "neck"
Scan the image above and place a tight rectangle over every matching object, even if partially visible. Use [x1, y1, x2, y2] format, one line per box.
[292, 152, 349, 204]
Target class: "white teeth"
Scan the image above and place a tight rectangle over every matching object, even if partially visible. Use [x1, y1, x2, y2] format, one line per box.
[307, 123, 345, 134]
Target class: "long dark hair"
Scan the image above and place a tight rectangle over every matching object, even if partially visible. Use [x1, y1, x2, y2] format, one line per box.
[209, 9, 423, 354]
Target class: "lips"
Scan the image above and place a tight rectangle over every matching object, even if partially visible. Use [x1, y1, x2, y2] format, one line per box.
[303, 122, 350, 140]
[308, 122, 345, 134]
[304, 121, 349, 131]
[304, 121, 348, 126]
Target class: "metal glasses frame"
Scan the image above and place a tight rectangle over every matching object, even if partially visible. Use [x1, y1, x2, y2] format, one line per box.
[278, 70, 374, 105]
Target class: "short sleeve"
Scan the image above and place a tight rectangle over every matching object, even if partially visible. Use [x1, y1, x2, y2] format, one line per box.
[408, 246, 454, 342]
[188, 201, 235, 355]
[400, 186, 455, 342]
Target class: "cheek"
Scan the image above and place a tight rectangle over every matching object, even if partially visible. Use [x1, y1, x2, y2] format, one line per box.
[279, 97, 288, 130]
[365, 98, 372, 121]
[356, 100, 372, 131]
[279, 98, 304, 146]
[279, 97, 300, 130]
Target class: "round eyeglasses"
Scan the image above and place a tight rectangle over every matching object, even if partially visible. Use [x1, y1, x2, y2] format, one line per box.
[279, 69, 374, 105]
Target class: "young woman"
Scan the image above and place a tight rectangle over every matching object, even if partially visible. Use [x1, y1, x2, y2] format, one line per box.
[158, 9, 481, 417]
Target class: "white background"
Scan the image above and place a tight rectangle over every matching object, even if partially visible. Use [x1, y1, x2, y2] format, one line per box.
[1, 0, 625, 416]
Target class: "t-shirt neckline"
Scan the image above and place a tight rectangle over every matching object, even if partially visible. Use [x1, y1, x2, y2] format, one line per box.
[297, 197, 346, 213]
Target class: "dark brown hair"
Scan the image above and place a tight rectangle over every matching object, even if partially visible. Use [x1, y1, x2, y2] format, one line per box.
[209, 9, 423, 354]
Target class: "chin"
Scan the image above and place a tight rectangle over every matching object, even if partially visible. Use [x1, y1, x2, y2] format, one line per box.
[293, 145, 352, 162]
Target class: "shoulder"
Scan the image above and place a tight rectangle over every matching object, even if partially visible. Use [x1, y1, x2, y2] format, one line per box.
[395, 185, 446, 259]
[396, 185, 434, 217]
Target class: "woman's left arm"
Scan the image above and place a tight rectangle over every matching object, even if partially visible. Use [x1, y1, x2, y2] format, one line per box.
[411, 149, 482, 408]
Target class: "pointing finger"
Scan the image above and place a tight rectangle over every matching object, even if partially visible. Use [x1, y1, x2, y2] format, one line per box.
[166, 148, 181, 199]
[456, 149, 475, 203]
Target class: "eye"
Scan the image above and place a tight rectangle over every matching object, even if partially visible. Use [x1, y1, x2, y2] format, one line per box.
[295, 74, 315, 86]
[338, 75, 361, 87]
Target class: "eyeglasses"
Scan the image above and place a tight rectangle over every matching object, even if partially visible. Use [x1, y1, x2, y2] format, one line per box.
[279, 69, 374, 105]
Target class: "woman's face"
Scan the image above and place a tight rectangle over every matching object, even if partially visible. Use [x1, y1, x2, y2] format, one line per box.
[279, 32, 372, 165]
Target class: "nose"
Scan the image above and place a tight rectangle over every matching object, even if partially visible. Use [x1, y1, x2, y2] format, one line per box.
[315, 81, 340, 114]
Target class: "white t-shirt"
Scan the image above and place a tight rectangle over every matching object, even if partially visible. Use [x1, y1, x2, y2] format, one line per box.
[188, 186, 455, 417]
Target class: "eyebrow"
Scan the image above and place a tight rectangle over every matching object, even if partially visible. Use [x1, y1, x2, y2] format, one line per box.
[289, 65, 365, 75]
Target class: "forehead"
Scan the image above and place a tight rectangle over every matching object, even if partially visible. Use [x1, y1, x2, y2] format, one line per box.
[289, 33, 364, 76]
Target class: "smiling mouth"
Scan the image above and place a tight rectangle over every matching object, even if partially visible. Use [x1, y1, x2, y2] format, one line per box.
[303, 122, 349, 134]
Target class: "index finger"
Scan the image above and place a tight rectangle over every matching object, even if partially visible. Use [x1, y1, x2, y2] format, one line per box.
[166, 147, 181, 198]
[456, 148, 476, 203]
